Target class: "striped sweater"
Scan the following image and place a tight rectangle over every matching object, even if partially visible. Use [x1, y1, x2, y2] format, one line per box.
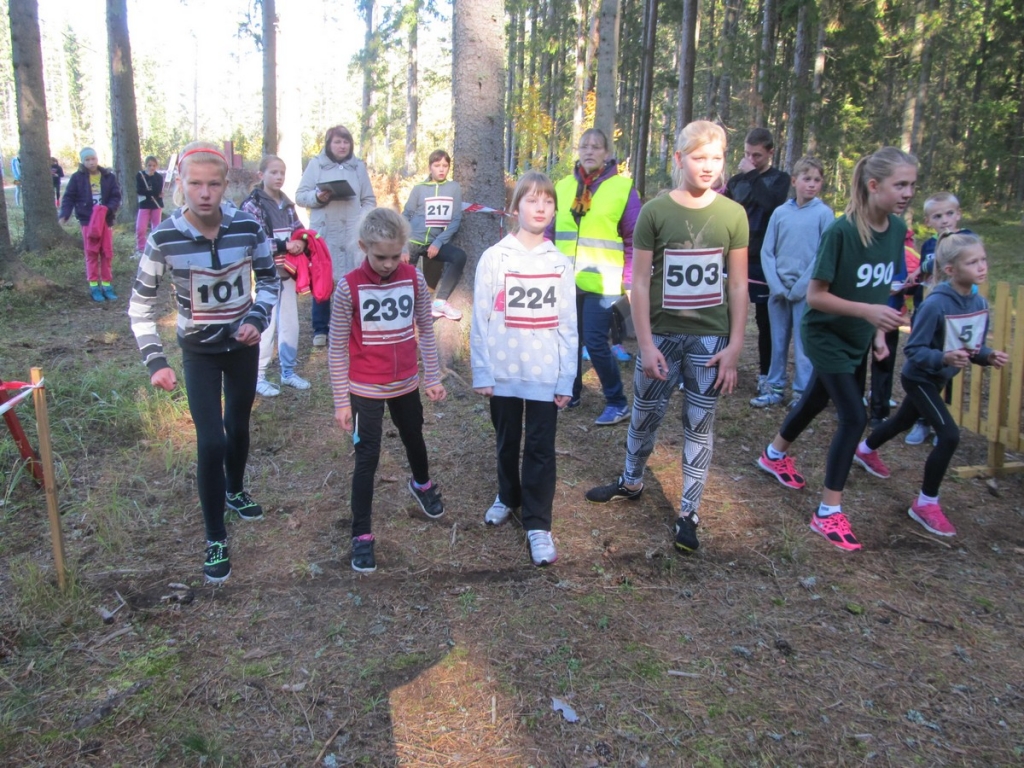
[128, 203, 280, 374]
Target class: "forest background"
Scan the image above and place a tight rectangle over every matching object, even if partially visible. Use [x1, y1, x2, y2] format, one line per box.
[2, 0, 1022, 221]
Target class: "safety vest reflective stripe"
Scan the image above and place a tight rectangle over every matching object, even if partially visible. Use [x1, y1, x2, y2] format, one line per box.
[553, 173, 632, 295]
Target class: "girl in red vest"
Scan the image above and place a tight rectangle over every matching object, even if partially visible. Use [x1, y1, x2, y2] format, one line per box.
[327, 208, 447, 573]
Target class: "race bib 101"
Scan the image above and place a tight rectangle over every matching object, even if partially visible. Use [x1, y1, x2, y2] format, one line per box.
[358, 280, 416, 345]
[944, 310, 987, 354]
[189, 261, 253, 324]
[424, 196, 454, 228]
[504, 273, 560, 329]
[662, 248, 724, 310]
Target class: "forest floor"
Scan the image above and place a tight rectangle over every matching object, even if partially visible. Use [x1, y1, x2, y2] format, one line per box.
[1, 228, 1023, 767]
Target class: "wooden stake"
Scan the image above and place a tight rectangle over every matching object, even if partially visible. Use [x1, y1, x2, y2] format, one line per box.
[31, 368, 67, 592]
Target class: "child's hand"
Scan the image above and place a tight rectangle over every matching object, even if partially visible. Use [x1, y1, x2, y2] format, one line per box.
[863, 304, 903, 331]
[987, 350, 1009, 369]
[427, 244, 440, 259]
[474, 386, 493, 397]
[285, 240, 305, 255]
[425, 384, 447, 402]
[554, 395, 571, 408]
[943, 349, 970, 368]
[872, 333, 889, 362]
[335, 406, 353, 431]
[234, 323, 261, 346]
[707, 342, 741, 394]
[150, 368, 177, 392]
[640, 345, 669, 381]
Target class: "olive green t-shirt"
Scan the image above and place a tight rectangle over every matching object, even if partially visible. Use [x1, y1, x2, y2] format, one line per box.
[801, 214, 907, 373]
[633, 193, 749, 337]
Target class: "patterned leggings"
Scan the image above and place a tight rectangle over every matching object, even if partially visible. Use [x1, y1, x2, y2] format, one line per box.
[623, 333, 727, 521]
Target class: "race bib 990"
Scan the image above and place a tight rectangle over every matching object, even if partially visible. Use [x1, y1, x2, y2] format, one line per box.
[189, 261, 253, 324]
[358, 281, 416, 345]
[504, 273, 560, 329]
[424, 196, 454, 228]
[944, 310, 987, 354]
[662, 248, 724, 310]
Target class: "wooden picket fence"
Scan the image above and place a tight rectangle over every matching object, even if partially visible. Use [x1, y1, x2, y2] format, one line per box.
[947, 281, 1024, 478]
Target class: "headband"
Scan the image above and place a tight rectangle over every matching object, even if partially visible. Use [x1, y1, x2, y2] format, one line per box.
[177, 148, 228, 172]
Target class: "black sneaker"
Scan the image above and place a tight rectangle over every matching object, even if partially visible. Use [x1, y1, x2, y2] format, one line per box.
[674, 515, 700, 554]
[226, 491, 263, 520]
[203, 540, 231, 583]
[408, 480, 444, 519]
[351, 534, 376, 572]
[585, 476, 643, 503]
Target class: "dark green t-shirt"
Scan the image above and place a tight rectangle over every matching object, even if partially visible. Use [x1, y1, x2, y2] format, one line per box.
[633, 193, 749, 337]
[801, 214, 907, 373]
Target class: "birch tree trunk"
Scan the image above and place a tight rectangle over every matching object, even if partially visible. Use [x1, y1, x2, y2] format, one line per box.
[262, 0, 278, 155]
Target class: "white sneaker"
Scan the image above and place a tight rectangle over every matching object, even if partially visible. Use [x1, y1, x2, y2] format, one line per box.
[527, 530, 557, 566]
[256, 378, 280, 397]
[484, 495, 514, 526]
[431, 300, 463, 321]
[905, 421, 932, 445]
[281, 373, 310, 390]
[312, 334, 327, 347]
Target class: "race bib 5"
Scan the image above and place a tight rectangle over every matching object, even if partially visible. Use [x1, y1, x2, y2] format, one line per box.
[944, 310, 987, 354]
[424, 196, 454, 228]
[662, 248, 724, 310]
[504, 273, 560, 329]
[189, 261, 253, 324]
[358, 281, 416, 345]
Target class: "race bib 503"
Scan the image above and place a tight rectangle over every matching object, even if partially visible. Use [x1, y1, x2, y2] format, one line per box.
[503, 273, 560, 329]
[358, 281, 416, 345]
[189, 261, 253, 324]
[662, 248, 724, 310]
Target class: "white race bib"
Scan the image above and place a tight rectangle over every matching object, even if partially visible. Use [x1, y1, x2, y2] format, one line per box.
[358, 281, 416, 345]
[272, 227, 292, 242]
[662, 248, 724, 310]
[944, 310, 987, 354]
[504, 273, 560, 329]
[189, 261, 253, 324]
[424, 196, 454, 228]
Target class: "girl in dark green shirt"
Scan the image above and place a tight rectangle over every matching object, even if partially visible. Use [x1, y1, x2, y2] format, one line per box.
[757, 147, 916, 552]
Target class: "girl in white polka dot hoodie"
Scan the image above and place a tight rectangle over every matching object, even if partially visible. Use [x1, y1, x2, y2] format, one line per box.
[471, 171, 578, 566]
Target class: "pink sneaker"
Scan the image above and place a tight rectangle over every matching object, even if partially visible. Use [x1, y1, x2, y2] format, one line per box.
[854, 446, 890, 479]
[809, 512, 862, 551]
[908, 501, 956, 536]
[757, 450, 806, 489]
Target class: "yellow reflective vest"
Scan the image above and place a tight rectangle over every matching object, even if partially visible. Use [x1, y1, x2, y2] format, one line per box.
[553, 173, 632, 295]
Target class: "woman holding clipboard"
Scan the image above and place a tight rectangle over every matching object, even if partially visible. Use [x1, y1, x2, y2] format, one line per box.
[296, 125, 377, 345]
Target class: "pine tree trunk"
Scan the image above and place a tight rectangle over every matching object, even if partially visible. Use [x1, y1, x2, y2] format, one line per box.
[405, 1, 419, 176]
[677, 0, 698, 130]
[107, 0, 142, 225]
[262, 0, 278, 155]
[361, 0, 376, 165]
[783, 1, 811, 173]
[595, 0, 620, 146]
[9, 0, 64, 251]
[452, 0, 505, 292]
[631, 0, 657, 196]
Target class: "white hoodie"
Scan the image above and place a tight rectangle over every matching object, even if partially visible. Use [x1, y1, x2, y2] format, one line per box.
[471, 234, 578, 401]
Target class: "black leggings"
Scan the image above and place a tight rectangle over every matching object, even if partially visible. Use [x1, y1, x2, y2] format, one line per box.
[408, 242, 467, 301]
[866, 376, 959, 497]
[754, 301, 772, 376]
[780, 369, 865, 493]
[349, 390, 431, 537]
[182, 344, 259, 542]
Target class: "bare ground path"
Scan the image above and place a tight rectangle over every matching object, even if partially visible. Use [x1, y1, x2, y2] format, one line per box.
[1, 268, 1022, 766]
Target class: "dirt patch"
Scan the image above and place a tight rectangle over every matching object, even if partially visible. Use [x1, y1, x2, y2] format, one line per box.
[1, 268, 1023, 766]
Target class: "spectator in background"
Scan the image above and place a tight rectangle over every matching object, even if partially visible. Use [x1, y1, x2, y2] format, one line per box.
[295, 125, 377, 347]
[50, 157, 64, 206]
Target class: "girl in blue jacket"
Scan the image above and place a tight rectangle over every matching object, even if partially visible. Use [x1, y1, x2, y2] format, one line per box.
[854, 233, 1008, 537]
